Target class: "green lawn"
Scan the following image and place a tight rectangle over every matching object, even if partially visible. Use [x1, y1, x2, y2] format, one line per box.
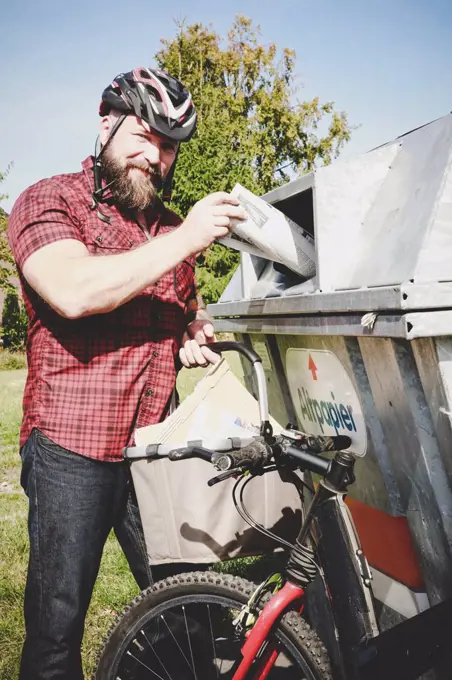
[0, 369, 28, 679]
[0, 365, 210, 679]
[0, 354, 264, 679]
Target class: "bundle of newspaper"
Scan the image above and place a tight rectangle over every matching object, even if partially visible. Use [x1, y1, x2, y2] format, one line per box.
[219, 183, 316, 279]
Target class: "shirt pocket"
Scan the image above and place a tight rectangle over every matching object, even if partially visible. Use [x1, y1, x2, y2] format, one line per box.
[86, 223, 135, 254]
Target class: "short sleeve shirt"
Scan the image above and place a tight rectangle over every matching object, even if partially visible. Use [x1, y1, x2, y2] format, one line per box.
[7, 157, 196, 461]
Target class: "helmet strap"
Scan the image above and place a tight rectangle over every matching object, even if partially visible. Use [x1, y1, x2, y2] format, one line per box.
[162, 148, 179, 203]
[91, 113, 128, 212]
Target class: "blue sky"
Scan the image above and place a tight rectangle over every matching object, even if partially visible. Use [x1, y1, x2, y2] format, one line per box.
[1, 0, 451, 211]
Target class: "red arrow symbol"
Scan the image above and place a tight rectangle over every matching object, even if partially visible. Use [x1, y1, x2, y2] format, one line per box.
[308, 354, 318, 381]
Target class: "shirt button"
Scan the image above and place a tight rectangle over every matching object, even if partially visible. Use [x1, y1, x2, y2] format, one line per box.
[96, 235, 103, 243]
[145, 388, 154, 397]
[153, 350, 159, 358]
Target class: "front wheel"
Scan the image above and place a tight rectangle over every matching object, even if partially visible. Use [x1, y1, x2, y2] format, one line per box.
[95, 571, 333, 680]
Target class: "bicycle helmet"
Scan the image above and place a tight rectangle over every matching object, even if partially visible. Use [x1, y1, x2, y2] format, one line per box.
[99, 67, 197, 142]
[92, 67, 196, 210]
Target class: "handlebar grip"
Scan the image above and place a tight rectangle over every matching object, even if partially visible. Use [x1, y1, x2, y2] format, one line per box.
[295, 434, 352, 453]
[212, 439, 271, 471]
[206, 341, 262, 365]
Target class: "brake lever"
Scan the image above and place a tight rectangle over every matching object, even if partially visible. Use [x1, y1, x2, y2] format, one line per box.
[168, 446, 213, 462]
[207, 468, 244, 487]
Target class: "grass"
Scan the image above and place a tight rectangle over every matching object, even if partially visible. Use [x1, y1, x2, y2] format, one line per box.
[0, 359, 262, 679]
[0, 369, 29, 680]
[0, 367, 211, 679]
[0, 350, 27, 372]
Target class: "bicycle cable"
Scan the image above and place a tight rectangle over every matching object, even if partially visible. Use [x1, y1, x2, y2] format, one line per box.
[232, 471, 295, 551]
[232, 469, 321, 587]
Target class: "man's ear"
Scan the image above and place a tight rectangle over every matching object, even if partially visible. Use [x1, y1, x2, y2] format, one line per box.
[99, 116, 112, 146]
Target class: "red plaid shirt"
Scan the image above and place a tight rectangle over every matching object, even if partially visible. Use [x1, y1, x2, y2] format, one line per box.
[8, 157, 196, 461]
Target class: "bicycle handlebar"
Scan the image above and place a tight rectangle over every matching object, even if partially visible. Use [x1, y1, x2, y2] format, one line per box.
[167, 431, 352, 479]
[284, 445, 331, 476]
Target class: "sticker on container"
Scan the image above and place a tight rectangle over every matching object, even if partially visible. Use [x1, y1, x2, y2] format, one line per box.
[286, 348, 367, 457]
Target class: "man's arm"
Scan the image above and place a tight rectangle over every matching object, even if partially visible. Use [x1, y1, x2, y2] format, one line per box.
[19, 192, 245, 319]
[23, 232, 191, 319]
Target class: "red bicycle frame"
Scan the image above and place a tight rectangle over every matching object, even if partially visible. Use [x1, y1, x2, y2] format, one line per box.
[232, 581, 305, 680]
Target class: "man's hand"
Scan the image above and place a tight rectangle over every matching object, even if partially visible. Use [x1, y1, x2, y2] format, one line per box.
[179, 319, 221, 369]
[178, 192, 247, 256]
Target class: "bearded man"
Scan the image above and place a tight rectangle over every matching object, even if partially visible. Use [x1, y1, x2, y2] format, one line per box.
[7, 67, 245, 680]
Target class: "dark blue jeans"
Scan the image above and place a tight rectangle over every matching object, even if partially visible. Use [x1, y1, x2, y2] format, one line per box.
[19, 428, 153, 680]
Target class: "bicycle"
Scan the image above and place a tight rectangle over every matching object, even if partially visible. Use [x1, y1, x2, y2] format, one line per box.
[95, 342, 452, 680]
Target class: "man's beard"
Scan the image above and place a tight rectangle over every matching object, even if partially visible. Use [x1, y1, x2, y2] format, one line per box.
[102, 149, 163, 211]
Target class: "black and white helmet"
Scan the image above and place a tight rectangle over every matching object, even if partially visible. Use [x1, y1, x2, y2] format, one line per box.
[99, 67, 197, 142]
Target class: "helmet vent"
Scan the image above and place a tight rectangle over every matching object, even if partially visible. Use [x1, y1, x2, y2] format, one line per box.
[148, 85, 162, 102]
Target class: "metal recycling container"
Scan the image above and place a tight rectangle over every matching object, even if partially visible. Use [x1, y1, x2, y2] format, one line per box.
[208, 113, 452, 633]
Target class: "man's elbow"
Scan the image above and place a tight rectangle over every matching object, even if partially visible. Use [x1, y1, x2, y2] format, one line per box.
[24, 269, 86, 320]
[40, 286, 88, 319]
[50, 291, 115, 319]
[51, 295, 86, 320]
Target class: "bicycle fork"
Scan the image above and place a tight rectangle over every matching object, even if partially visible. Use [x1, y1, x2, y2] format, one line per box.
[232, 581, 305, 680]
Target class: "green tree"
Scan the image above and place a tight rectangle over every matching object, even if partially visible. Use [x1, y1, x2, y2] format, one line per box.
[156, 16, 353, 302]
[2, 292, 27, 351]
[0, 167, 15, 295]
[0, 166, 27, 351]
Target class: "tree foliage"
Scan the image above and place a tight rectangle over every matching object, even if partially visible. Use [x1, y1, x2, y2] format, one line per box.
[1, 292, 27, 351]
[156, 16, 353, 302]
[0, 167, 15, 296]
[0, 166, 27, 351]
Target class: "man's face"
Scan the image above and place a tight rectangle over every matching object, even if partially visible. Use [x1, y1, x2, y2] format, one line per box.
[99, 113, 179, 210]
